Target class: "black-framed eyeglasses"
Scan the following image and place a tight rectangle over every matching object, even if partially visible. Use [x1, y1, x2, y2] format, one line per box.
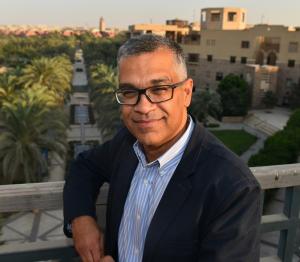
[115, 78, 188, 105]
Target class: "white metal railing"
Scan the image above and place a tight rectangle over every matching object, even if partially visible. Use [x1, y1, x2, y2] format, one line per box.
[0, 163, 300, 262]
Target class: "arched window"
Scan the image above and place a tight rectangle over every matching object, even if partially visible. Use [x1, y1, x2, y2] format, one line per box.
[255, 51, 264, 65]
[267, 52, 277, 66]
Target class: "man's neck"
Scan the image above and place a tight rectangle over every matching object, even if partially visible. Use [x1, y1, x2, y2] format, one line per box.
[142, 116, 190, 163]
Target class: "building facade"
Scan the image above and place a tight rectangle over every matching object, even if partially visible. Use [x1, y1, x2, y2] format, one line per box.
[127, 20, 192, 43]
[181, 7, 300, 108]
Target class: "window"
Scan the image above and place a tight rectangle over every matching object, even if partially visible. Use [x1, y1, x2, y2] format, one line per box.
[286, 78, 293, 88]
[188, 53, 199, 63]
[288, 42, 298, 53]
[242, 13, 245, 22]
[241, 41, 250, 48]
[206, 39, 216, 46]
[241, 57, 247, 64]
[146, 30, 152, 34]
[230, 56, 236, 63]
[211, 13, 221, 22]
[76, 68, 83, 72]
[191, 34, 200, 42]
[216, 72, 223, 81]
[288, 60, 295, 68]
[201, 11, 207, 22]
[207, 55, 213, 62]
[263, 37, 280, 52]
[228, 12, 237, 22]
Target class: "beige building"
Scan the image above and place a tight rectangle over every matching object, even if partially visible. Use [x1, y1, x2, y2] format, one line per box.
[128, 19, 192, 43]
[181, 7, 300, 108]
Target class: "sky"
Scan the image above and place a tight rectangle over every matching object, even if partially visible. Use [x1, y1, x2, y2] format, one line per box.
[1, 0, 300, 29]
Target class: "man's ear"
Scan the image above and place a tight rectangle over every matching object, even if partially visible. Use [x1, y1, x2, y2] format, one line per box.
[184, 78, 194, 107]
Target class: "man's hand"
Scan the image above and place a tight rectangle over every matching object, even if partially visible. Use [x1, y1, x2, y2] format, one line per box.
[72, 216, 113, 262]
[100, 256, 115, 262]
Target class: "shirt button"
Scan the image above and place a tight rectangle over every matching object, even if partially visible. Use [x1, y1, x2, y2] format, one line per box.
[144, 179, 148, 185]
[137, 214, 141, 220]
[134, 248, 139, 254]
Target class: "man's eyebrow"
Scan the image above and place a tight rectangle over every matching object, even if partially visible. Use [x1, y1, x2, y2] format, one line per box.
[119, 78, 171, 89]
[118, 83, 137, 89]
[150, 78, 171, 85]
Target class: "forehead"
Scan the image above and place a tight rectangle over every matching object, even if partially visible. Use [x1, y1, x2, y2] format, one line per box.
[118, 48, 179, 84]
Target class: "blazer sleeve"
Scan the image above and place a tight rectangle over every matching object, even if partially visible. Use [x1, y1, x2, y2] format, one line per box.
[198, 179, 261, 262]
[63, 138, 113, 237]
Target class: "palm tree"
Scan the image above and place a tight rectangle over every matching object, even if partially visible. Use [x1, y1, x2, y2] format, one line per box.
[19, 56, 72, 104]
[0, 74, 18, 106]
[89, 63, 121, 140]
[0, 87, 68, 184]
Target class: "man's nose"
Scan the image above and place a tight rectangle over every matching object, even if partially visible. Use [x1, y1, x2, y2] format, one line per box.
[134, 93, 155, 113]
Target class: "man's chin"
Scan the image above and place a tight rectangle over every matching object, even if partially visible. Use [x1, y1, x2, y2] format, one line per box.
[135, 134, 160, 147]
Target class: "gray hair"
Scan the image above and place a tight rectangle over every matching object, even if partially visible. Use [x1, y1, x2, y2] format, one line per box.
[117, 34, 187, 78]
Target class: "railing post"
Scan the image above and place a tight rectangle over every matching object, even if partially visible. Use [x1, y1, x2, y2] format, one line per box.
[278, 186, 300, 261]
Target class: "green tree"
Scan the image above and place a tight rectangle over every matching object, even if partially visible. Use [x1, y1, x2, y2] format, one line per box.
[0, 34, 76, 67]
[19, 56, 72, 103]
[217, 74, 249, 116]
[0, 73, 18, 106]
[189, 89, 222, 125]
[81, 33, 127, 66]
[89, 63, 120, 140]
[0, 87, 67, 184]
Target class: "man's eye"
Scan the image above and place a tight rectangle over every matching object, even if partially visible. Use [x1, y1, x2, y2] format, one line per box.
[121, 90, 137, 98]
[150, 86, 169, 94]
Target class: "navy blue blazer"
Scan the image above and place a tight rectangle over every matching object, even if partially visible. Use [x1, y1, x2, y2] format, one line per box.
[63, 121, 261, 262]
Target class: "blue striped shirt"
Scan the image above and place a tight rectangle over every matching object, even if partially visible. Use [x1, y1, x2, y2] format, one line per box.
[118, 116, 194, 262]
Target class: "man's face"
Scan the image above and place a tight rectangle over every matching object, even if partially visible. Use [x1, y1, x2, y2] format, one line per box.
[118, 48, 193, 149]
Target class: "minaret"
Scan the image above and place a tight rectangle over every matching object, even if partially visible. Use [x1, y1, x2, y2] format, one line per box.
[99, 17, 106, 32]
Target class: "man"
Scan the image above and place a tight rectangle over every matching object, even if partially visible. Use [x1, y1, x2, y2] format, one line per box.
[64, 34, 261, 262]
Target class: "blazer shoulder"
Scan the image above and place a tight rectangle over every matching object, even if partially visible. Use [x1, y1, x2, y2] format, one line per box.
[196, 127, 260, 189]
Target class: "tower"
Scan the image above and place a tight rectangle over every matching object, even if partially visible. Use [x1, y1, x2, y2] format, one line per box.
[99, 17, 106, 32]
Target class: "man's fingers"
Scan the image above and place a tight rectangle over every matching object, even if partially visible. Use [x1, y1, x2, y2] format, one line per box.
[71, 216, 104, 262]
[100, 256, 115, 262]
[91, 245, 102, 262]
[80, 250, 94, 262]
[99, 232, 104, 256]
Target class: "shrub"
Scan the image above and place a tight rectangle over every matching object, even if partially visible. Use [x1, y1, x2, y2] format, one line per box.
[248, 109, 300, 167]
[217, 74, 249, 116]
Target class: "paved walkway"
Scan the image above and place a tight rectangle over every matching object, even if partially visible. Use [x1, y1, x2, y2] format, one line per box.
[249, 107, 292, 130]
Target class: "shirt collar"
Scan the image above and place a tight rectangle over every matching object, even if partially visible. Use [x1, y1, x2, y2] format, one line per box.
[133, 115, 194, 169]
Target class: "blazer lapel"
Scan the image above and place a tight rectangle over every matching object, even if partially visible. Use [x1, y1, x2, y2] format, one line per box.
[108, 140, 138, 257]
[142, 120, 207, 262]
[142, 165, 193, 261]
